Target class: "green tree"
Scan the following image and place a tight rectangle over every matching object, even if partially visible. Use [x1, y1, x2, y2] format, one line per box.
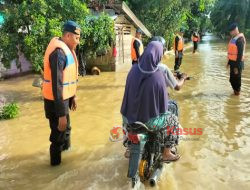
[0, 0, 115, 73]
[80, 13, 115, 58]
[211, 0, 250, 37]
[0, 0, 89, 72]
[124, 0, 215, 48]
[186, 0, 215, 36]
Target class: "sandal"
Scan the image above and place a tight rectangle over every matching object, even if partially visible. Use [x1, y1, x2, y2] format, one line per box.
[162, 154, 180, 163]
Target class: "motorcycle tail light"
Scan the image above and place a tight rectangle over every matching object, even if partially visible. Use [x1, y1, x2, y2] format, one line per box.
[128, 133, 140, 144]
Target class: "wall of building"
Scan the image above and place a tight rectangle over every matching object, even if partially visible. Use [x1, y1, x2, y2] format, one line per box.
[115, 15, 135, 71]
[0, 52, 32, 78]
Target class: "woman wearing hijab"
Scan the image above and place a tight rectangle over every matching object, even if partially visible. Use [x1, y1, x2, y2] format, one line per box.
[121, 41, 180, 162]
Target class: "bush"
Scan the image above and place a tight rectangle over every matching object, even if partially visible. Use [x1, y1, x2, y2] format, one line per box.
[80, 13, 115, 58]
[0, 103, 19, 120]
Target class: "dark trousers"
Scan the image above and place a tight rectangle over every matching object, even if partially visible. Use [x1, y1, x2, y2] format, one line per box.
[48, 114, 71, 165]
[132, 60, 138, 65]
[229, 61, 243, 92]
[193, 42, 198, 52]
[174, 51, 183, 71]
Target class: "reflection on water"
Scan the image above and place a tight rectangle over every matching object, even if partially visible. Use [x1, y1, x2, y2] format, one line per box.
[0, 34, 250, 190]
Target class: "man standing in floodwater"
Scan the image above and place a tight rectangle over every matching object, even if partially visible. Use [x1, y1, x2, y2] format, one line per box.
[174, 29, 184, 72]
[227, 23, 246, 96]
[131, 28, 144, 65]
[42, 21, 80, 166]
[192, 31, 200, 53]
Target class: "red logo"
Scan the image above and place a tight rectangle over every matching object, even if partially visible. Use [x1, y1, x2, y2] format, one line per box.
[166, 126, 203, 135]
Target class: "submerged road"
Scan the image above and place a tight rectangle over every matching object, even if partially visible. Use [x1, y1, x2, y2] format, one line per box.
[0, 34, 250, 190]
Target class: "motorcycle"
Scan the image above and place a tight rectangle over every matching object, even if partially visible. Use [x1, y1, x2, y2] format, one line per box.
[123, 120, 178, 188]
[110, 102, 180, 188]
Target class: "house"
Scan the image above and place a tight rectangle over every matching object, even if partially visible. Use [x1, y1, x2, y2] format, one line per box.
[0, 48, 32, 79]
[86, 1, 151, 72]
[0, 1, 152, 78]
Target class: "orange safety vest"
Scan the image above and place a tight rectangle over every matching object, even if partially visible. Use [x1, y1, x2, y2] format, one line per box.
[131, 38, 144, 61]
[42, 37, 78, 100]
[192, 35, 199, 42]
[174, 35, 184, 51]
[228, 33, 246, 62]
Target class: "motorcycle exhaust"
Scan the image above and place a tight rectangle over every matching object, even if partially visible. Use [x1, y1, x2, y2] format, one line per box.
[149, 168, 163, 187]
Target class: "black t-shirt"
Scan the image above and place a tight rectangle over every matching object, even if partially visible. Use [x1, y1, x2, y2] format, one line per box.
[133, 39, 141, 60]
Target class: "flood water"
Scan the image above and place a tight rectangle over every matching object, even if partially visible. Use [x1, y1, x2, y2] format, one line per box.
[0, 34, 250, 190]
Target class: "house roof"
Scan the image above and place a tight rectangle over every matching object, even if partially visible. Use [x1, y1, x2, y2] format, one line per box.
[110, 2, 151, 37]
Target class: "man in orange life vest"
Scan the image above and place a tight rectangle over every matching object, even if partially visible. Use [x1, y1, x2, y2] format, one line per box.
[192, 31, 200, 53]
[174, 28, 184, 72]
[43, 21, 80, 166]
[227, 23, 246, 96]
[131, 28, 144, 65]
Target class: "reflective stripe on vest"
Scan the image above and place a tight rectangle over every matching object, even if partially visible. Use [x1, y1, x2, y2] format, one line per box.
[42, 37, 78, 100]
[43, 79, 78, 86]
[174, 35, 184, 51]
[131, 38, 144, 61]
[228, 33, 246, 62]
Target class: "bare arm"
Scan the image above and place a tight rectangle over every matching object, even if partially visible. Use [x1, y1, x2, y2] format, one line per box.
[174, 78, 185, 91]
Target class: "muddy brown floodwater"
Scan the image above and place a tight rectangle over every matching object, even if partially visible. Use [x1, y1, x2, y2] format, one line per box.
[0, 34, 250, 190]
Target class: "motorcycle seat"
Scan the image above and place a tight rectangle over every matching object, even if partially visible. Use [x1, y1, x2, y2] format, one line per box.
[126, 121, 155, 134]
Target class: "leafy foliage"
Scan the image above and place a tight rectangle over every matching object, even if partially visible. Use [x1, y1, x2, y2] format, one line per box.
[186, 0, 215, 36]
[80, 13, 115, 58]
[0, 0, 115, 72]
[0, 103, 19, 120]
[124, 0, 215, 48]
[211, 0, 250, 37]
